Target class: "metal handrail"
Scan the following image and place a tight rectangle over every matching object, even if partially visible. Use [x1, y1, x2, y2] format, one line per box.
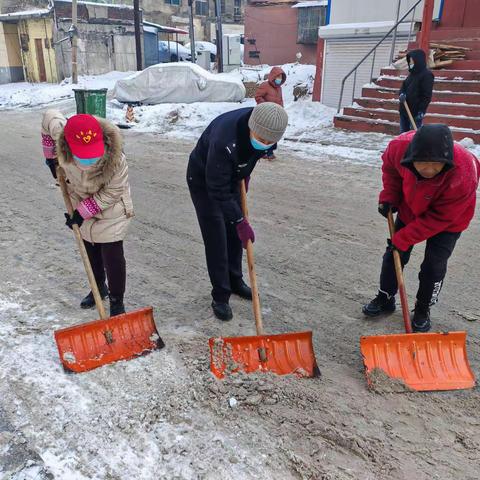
[337, 0, 423, 113]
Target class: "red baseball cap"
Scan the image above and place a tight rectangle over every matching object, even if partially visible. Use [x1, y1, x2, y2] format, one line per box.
[64, 114, 105, 159]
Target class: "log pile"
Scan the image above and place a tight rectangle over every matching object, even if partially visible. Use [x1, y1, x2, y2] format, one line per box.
[430, 43, 470, 68]
[396, 43, 470, 69]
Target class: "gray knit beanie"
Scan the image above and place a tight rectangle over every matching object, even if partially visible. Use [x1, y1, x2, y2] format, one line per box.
[248, 102, 288, 143]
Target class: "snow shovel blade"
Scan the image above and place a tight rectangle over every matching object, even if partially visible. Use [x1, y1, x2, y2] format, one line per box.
[360, 331, 475, 391]
[54, 307, 165, 373]
[209, 331, 320, 379]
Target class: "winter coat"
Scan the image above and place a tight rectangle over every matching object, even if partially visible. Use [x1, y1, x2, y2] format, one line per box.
[399, 49, 434, 117]
[255, 67, 286, 107]
[41, 109, 67, 159]
[57, 118, 134, 244]
[187, 107, 266, 223]
[379, 128, 480, 252]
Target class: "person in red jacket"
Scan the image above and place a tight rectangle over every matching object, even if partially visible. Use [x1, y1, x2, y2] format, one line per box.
[363, 125, 479, 332]
[255, 66, 286, 160]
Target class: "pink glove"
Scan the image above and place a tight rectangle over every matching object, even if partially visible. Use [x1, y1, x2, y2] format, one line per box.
[236, 219, 255, 249]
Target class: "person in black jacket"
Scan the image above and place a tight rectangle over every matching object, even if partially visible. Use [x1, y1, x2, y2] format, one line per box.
[399, 49, 434, 133]
[187, 103, 289, 321]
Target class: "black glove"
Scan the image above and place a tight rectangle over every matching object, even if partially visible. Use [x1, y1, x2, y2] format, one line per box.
[45, 158, 58, 179]
[378, 202, 397, 218]
[387, 238, 406, 254]
[65, 210, 84, 230]
[399, 93, 406, 104]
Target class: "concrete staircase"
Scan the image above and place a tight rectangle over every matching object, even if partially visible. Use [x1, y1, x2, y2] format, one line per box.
[334, 28, 480, 143]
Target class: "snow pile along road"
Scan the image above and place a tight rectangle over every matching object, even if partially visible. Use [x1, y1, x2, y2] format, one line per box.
[0, 71, 133, 109]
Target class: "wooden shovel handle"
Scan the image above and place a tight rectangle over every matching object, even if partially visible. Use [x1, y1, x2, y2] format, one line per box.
[401, 98, 418, 131]
[240, 180, 264, 337]
[387, 211, 413, 334]
[57, 168, 108, 320]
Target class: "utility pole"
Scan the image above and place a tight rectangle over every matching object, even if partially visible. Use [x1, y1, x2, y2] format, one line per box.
[188, 0, 196, 63]
[134, 0, 142, 70]
[419, 0, 435, 56]
[214, 0, 223, 72]
[71, 0, 78, 83]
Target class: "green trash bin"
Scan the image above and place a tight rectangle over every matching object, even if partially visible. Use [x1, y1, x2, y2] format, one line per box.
[73, 88, 108, 118]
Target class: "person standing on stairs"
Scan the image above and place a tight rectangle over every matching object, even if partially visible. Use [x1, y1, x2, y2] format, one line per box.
[399, 49, 434, 133]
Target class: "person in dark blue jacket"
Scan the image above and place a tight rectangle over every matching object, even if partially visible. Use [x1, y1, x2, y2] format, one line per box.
[187, 103, 289, 321]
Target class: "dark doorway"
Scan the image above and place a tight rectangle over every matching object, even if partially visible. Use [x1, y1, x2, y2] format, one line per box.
[34, 38, 47, 82]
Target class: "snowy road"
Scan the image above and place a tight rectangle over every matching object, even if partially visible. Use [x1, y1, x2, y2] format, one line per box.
[1, 108, 479, 479]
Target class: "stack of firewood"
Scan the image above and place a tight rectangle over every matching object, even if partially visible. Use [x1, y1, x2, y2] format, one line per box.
[396, 43, 470, 69]
[430, 43, 470, 68]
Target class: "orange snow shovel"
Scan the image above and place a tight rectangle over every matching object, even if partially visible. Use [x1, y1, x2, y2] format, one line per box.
[360, 211, 475, 391]
[54, 171, 164, 373]
[209, 180, 319, 379]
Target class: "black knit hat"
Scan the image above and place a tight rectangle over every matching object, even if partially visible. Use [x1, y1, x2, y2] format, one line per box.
[401, 124, 454, 168]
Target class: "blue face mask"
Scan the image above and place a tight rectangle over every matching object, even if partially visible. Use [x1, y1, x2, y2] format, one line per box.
[73, 155, 102, 167]
[274, 78, 282, 86]
[250, 137, 274, 151]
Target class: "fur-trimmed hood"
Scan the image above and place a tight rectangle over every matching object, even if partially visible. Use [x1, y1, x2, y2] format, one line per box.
[57, 117, 124, 188]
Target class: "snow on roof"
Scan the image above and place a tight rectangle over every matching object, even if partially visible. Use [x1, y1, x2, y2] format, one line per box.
[143, 20, 189, 35]
[56, 0, 134, 10]
[292, 1, 328, 8]
[0, 8, 51, 20]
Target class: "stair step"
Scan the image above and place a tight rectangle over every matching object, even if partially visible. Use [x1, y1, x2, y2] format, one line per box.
[343, 106, 480, 129]
[362, 86, 480, 105]
[377, 76, 480, 93]
[334, 115, 480, 142]
[380, 68, 480, 80]
[449, 60, 480, 69]
[355, 97, 480, 116]
[417, 28, 480, 41]
[408, 39, 480, 51]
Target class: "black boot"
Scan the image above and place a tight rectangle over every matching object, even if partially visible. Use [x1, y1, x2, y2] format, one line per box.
[109, 295, 126, 317]
[231, 278, 252, 300]
[411, 303, 431, 333]
[211, 301, 233, 321]
[80, 283, 109, 309]
[362, 291, 396, 317]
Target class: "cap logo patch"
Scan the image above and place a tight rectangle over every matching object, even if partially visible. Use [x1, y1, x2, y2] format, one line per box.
[76, 130, 97, 144]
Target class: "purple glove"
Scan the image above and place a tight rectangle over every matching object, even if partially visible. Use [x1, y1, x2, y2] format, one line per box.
[236, 219, 255, 249]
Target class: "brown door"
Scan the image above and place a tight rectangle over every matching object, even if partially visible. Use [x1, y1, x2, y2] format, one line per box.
[34, 38, 47, 82]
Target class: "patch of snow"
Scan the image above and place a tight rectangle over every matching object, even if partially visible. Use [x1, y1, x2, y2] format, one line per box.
[0, 71, 134, 110]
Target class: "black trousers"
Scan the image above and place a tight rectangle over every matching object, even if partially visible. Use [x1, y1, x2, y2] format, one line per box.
[380, 218, 460, 307]
[189, 185, 243, 303]
[83, 240, 126, 299]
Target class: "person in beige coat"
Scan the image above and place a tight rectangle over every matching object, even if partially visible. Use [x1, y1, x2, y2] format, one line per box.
[53, 113, 133, 316]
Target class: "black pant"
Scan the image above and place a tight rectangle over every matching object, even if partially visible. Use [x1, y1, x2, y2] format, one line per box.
[83, 240, 126, 299]
[380, 218, 460, 307]
[189, 185, 243, 303]
[399, 110, 424, 133]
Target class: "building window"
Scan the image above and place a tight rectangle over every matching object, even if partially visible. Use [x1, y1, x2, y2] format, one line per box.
[297, 6, 327, 44]
[234, 0, 241, 21]
[196, 0, 208, 15]
[221, 0, 225, 13]
[165, 0, 180, 5]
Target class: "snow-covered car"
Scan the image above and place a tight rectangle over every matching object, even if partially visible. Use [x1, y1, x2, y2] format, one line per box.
[113, 62, 246, 104]
[158, 41, 192, 63]
[185, 41, 217, 62]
